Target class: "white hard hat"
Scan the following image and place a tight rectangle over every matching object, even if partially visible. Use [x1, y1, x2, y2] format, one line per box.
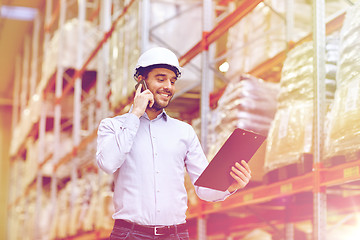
[134, 47, 182, 80]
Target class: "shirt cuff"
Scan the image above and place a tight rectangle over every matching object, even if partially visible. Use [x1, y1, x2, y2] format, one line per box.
[227, 189, 238, 196]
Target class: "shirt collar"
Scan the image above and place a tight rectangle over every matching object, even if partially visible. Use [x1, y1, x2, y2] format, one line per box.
[129, 105, 168, 121]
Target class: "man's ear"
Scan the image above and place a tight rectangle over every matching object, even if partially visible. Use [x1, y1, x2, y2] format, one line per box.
[137, 75, 144, 82]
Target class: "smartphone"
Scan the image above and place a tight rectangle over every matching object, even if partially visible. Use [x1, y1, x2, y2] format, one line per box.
[135, 80, 148, 92]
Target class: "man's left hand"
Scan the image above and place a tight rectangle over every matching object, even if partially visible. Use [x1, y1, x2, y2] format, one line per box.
[227, 160, 251, 193]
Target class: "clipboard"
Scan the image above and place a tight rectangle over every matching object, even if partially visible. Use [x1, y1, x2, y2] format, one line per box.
[194, 128, 266, 191]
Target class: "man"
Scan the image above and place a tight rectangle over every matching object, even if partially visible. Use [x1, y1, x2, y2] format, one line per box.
[96, 47, 251, 239]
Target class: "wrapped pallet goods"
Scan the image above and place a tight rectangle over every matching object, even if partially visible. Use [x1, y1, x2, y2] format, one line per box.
[265, 36, 340, 174]
[241, 229, 272, 240]
[208, 75, 279, 161]
[24, 137, 38, 188]
[189, 75, 278, 186]
[78, 172, 107, 232]
[57, 184, 71, 239]
[41, 131, 73, 178]
[68, 181, 85, 236]
[9, 90, 43, 157]
[325, 2, 360, 163]
[96, 173, 115, 230]
[38, 193, 53, 240]
[24, 190, 36, 240]
[226, 1, 286, 77]
[211, 75, 279, 184]
[77, 175, 95, 232]
[42, 18, 101, 87]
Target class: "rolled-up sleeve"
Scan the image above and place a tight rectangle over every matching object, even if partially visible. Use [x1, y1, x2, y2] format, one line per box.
[96, 113, 140, 174]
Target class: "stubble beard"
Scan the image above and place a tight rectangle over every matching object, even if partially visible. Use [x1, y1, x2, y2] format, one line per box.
[151, 95, 172, 111]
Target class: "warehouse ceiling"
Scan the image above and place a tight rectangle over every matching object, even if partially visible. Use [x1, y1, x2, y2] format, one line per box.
[0, 0, 45, 107]
[0, 0, 212, 119]
[0, 0, 204, 116]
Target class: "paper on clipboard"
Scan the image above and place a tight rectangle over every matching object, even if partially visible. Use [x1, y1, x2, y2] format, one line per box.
[194, 128, 266, 191]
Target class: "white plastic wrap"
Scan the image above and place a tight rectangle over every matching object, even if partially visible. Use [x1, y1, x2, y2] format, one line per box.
[226, 0, 349, 80]
[10, 89, 42, 156]
[226, 1, 287, 78]
[10, 18, 100, 157]
[325, 1, 360, 160]
[109, 2, 140, 109]
[42, 18, 102, 88]
[265, 36, 340, 172]
[197, 75, 279, 163]
[24, 137, 38, 188]
[41, 131, 73, 178]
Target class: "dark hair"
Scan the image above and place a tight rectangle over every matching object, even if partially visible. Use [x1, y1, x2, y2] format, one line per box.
[134, 64, 181, 80]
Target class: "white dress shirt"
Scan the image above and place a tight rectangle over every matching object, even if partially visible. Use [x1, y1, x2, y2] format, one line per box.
[96, 109, 231, 226]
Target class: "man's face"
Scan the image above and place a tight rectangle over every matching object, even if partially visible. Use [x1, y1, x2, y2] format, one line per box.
[144, 68, 177, 110]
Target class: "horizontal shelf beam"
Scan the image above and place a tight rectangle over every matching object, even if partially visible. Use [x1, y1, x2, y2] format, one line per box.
[187, 158, 360, 218]
[249, 11, 345, 79]
[179, 0, 264, 67]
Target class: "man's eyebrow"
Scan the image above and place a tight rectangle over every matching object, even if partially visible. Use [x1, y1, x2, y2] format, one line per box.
[155, 73, 167, 77]
[155, 73, 177, 80]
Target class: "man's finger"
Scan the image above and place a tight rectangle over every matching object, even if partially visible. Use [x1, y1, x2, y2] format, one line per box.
[148, 95, 154, 107]
[135, 83, 142, 95]
[231, 166, 248, 182]
[241, 160, 251, 173]
[235, 162, 251, 178]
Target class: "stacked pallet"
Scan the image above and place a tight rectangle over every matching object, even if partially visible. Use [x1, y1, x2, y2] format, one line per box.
[264, 36, 340, 180]
[325, 2, 360, 164]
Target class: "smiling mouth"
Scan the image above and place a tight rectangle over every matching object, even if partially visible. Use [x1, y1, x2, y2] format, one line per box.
[159, 93, 171, 98]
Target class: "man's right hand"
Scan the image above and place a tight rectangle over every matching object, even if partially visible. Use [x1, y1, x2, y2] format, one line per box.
[132, 83, 154, 118]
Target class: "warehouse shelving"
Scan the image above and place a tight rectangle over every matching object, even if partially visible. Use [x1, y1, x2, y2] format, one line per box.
[187, 158, 360, 217]
[183, 1, 360, 240]
[8, 0, 115, 239]
[7, 0, 360, 240]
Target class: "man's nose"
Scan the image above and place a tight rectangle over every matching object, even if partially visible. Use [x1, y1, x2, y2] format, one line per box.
[163, 79, 172, 89]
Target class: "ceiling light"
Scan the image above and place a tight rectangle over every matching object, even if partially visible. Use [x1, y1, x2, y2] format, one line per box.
[32, 94, 40, 102]
[219, 61, 229, 73]
[0, 6, 38, 21]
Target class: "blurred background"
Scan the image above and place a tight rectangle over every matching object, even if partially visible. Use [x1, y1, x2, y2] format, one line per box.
[1, 0, 360, 239]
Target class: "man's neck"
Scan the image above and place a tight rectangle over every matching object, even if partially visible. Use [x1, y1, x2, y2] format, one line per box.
[145, 107, 162, 120]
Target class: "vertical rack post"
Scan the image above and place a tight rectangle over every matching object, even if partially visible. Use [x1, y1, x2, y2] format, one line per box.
[70, 0, 85, 221]
[197, 214, 207, 240]
[140, 0, 150, 52]
[51, 0, 66, 228]
[312, 0, 327, 240]
[284, 3, 295, 238]
[20, 36, 30, 114]
[36, 0, 52, 236]
[12, 56, 21, 135]
[30, 13, 41, 98]
[285, 0, 294, 46]
[200, 0, 213, 155]
[284, 222, 294, 240]
[31, 11, 42, 239]
[9, 57, 21, 238]
[35, 94, 46, 239]
[95, 0, 112, 231]
[198, 1, 214, 239]
[96, 0, 111, 123]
